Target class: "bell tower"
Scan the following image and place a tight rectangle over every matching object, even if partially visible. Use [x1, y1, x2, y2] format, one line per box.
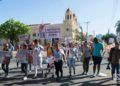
[62, 8, 79, 40]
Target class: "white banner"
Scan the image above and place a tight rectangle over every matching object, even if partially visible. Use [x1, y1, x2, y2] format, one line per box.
[45, 28, 61, 39]
[39, 32, 45, 38]
[18, 34, 29, 41]
[109, 38, 114, 43]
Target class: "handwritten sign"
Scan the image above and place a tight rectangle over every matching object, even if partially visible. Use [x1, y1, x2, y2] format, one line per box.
[18, 34, 29, 41]
[16, 50, 28, 63]
[45, 28, 61, 38]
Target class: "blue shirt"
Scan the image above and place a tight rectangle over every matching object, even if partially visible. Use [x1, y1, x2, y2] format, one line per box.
[93, 43, 103, 57]
[53, 50, 63, 60]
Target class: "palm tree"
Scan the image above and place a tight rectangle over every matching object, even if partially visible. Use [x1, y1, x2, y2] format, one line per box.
[116, 20, 120, 35]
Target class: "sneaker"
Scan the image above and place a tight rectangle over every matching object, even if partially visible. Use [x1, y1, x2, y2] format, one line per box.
[29, 70, 32, 73]
[82, 72, 85, 75]
[23, 76, 27, 81]
[5, 75, 10, 78]
[113, 77, 116, 81]
[85, 72, 88, 75]
[96, 73, 100, 76]
[92, 74, 96, 77]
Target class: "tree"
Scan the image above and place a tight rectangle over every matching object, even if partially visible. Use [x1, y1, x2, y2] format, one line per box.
[116, 20, 120, 35]
[0, 19, 31, 44]
[75, 29, 81, 41]
[102, 33, 116, 44]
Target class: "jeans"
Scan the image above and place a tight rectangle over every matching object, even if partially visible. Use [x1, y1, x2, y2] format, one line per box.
[67, 58, 75, 76]
[54, 60, 63, 78]
[83, 57, 90, 73]
[111, 64, 119, 75]
[21, 63, 28, 77]
[1, 63, 9, 76]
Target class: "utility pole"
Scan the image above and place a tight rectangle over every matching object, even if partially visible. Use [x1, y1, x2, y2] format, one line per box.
[85, 21, 90, 38]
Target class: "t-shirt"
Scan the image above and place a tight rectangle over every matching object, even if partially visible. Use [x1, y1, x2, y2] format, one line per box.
[33, 45, 44, 58]
[67, 48, 76, 59]
[110, 47, 120, 64]
[93, 43, 103, 57]
[83, 46, 91, 58]
[47, 47, 53, 57]
[53, 49, 64, 61]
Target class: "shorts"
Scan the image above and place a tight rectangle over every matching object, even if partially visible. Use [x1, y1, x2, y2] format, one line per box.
[92, 56, 102, 65]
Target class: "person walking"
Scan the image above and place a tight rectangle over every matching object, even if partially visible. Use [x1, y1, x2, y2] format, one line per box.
[66, 43, 76, 77]
[82, 41, 91, 75]
[53, 43, 65, 80]
[92, 38, 103, 77]
[32, 39, 44, 78]
[109, 41, 120, 81]
[1, 43, 12, 78]
[16, 44, 28, 80]
[27, 44, 33, 72]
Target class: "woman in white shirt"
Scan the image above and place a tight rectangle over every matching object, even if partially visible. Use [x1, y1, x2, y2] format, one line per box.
[66, 43, 76, 77]
[53, 43, 65, 80]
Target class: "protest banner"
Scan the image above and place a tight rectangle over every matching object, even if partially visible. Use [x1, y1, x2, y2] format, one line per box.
[45, 28, 61, 39]
[109, 38, 114, 44]
[4, 51, 12, 58]
[16, 50, 33, 63]
[0, 51, 12, 63]
[18, 34, 30, 41]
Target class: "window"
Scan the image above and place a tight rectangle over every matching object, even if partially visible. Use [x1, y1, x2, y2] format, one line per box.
[67, 15, 69, 20]
[38, 33, 39, 36]
[70, 15, 71, 19]
[33, 33, 36, 37]
[66, 28, 69, 31]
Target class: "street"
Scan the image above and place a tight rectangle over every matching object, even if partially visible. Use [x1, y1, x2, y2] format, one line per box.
[0, 58, 119, 86]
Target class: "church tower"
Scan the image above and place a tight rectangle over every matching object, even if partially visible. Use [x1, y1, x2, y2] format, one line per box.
[62, 8, 79, 41]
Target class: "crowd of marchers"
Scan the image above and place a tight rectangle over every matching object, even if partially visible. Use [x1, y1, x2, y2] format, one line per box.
[0, 38, 119, 82]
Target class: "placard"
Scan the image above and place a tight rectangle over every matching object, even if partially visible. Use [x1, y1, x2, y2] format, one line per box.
[18, 34, 29, 41]
[45, 28, 61, 38]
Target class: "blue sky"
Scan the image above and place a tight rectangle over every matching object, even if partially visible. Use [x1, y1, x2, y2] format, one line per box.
[0, 0, 120, 35]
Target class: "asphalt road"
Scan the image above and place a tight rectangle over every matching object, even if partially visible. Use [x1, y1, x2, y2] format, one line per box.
[0, 58, 119, 86]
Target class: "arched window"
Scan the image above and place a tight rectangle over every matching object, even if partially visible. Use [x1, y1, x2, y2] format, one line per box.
[70, 15, 72, 20]
[67, 15, 69, 20]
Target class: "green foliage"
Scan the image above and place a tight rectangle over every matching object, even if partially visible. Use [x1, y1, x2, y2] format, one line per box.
[116, 20, 120, 33]
[0, 19, 31, 43]
[102, 34, 115, 39]
[102, 33, 116, 44]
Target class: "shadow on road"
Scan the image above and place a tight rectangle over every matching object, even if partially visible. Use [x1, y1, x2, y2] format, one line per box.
[2, 73, 119, 86]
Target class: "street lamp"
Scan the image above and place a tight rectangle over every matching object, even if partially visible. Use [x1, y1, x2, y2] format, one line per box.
[85, 21, 90, 38]
[80, 26, 83, 42]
